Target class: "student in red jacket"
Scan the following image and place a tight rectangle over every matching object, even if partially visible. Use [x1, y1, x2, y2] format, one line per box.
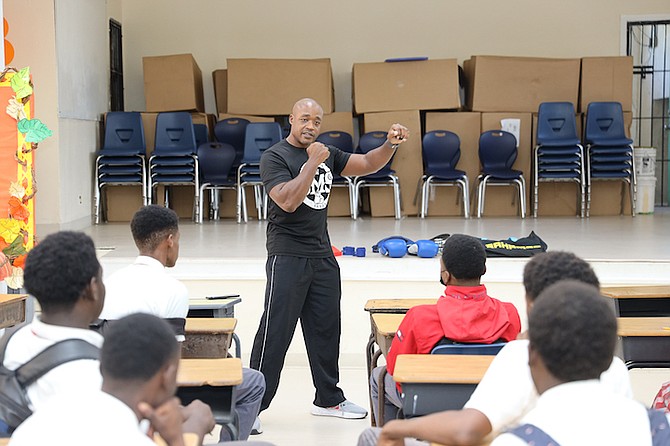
[370, 233, 521, 425]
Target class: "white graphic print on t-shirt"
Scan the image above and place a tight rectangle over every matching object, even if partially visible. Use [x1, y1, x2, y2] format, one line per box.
[302, 162, 333, 210]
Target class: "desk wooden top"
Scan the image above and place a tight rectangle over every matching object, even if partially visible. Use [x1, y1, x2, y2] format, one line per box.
[185, 317, 237, 333]
[178, 358, 243, 387]
[0, 438, 8, 446]
[365, 298, 438, 313]
[601, 285, 670, 299]
[617, 317, 670, 337]
[372, 313, 404, 337]
[393, 354, 494, 384]
[0, 294, 27, 306]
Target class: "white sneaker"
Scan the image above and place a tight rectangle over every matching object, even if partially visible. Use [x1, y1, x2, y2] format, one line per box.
[311, 400, 368, 419]
[251, 417, 262, 435]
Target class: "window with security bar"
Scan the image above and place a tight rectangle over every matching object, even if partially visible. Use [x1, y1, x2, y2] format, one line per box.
[627, 20, 670, 207]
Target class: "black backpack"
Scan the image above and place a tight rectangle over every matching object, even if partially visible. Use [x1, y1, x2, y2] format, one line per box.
[0, 329, 100, 431]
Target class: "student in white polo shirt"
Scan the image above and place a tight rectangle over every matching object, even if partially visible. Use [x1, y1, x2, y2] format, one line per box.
[101, 205, 266, 441]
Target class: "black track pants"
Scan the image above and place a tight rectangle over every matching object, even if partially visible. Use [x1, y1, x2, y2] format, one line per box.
[250, 255, 345, 410]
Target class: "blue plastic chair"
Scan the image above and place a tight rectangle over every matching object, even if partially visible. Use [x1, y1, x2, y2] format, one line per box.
[237, 122, 283, 223]
[94, 112, 147, 224]
[420, 130, 470, 218]
[317, 130, 356, 218]
[353, 131, 401, 220]
[584, 102, 636, 217]
[533, 102, 585, 218]
[475, 130, 526, 218]
[214, 118, 250, 172]
[149, 112, 200, 221]
[197, 142, 237, 223]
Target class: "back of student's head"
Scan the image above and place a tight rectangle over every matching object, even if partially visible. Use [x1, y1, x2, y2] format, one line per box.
[24, 231, 100, 313]
[523, 251, 599, 301]
[441, 234, 486, 281]
[130, 205, 179, 252]
[101, 313, 179, 382]
[529, 280, 616, 382]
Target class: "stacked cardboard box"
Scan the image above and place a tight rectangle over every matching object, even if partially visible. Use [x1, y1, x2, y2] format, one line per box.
[353, 59, 461, 216]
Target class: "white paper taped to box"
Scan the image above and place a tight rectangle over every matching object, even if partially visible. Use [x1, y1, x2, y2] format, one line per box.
[500, 118, 521, 147]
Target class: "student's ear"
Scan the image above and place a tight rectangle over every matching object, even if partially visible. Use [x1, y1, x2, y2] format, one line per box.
[166, 233, 175, 248]
[160, 359, 179, 397]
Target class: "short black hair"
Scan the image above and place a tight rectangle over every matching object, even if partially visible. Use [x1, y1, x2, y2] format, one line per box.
[529, 280, 616, 382]
[523, 251, 599, 301]
[130, 205, 179, 252]
[100, 313, 179, 381]
[24, 231, 100, 313]
[441, 234, 486, 281]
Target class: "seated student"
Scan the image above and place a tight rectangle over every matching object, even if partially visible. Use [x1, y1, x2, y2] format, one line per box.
[370, 234, 522, 425]
[491, 280, 670, 445]
[10, 313, 275, 446]
[360, 251, 632, 446]
[100, 205, 266, 441]
[2, 232, 105, 427]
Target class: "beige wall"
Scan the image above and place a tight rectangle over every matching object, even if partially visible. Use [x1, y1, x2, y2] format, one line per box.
[121, 0, 670, 115]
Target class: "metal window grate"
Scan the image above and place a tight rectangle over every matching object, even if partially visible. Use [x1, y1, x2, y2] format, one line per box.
[627, 20, 670, 206]
[109, 19, 124, 112]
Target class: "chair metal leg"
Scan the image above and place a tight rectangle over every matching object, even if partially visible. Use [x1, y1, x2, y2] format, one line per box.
[461, 177, 471, 219]
[519, 176, 526, 218]
[353, 181, 362, 220]
[476, 177, 486, 218]
[197, 186, 205, 224]
[393, 179, 401, 220]
[419, 179, 427, 218]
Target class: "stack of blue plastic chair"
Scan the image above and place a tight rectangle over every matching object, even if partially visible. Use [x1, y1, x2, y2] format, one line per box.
[584, 102, 637, 217]
[214, 118, 250, 174]
[94, 112, 146, 224]
[236, 122, 283, 223]
[533, 102, 585, 218]
[419, 130, 470, 218]
[316, 130, 356, 218]
[148, 112, 199, 221]
[194, 124, 209, 148]
[475, 130, 526, 218]
[353, 131, 401, 220]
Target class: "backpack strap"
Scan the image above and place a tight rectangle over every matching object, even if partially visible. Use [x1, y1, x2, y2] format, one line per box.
[14, 339, 100, 388]
[648, 408, 670, 446]
[508, 423, 560, 446]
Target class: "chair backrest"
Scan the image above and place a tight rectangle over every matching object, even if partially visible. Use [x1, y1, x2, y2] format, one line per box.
[102, 112, 146, 154]
[154, 112, 197, 155]
[585, 101, 628, 144]
[214, 118, 250, 164]
[197, 142, 236, 185]
[478, 130, 518, 170]
[241, 122, 283, 164]
[422, 130, 461, 170]
[358, 131, 393, 173]
[431, 338, 506, 356]
[194, 124, 209, 148]
[536, 102, 580, 145]
[317, 130, 355, 153]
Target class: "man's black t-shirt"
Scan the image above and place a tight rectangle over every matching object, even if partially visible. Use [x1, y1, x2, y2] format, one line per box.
[260, 139, 351, 258]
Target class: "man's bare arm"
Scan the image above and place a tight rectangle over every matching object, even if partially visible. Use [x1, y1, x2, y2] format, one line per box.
[378, 408, 492, 446]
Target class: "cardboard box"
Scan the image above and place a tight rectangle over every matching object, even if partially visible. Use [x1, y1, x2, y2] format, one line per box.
[103, 186, 144, 222]
[479, 113, 533, 216]
[327, 187, 353, 217]
[353, 59, 460, 114]
[579, 57, 633, 112]
[212, 69, 228, 115]
[424, 112, 482, 216]
[140, 113, 158, 156]
[227, 58, 334, 115]
[143, 54, 205, 112]
[531, 113, 585, 216]
[320, 112, 355, 137]
[362, 110, 422, 217]
[464, 56, 580, 113]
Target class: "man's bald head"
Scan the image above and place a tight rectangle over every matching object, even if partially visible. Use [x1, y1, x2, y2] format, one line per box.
[288, 98, 324, 148]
